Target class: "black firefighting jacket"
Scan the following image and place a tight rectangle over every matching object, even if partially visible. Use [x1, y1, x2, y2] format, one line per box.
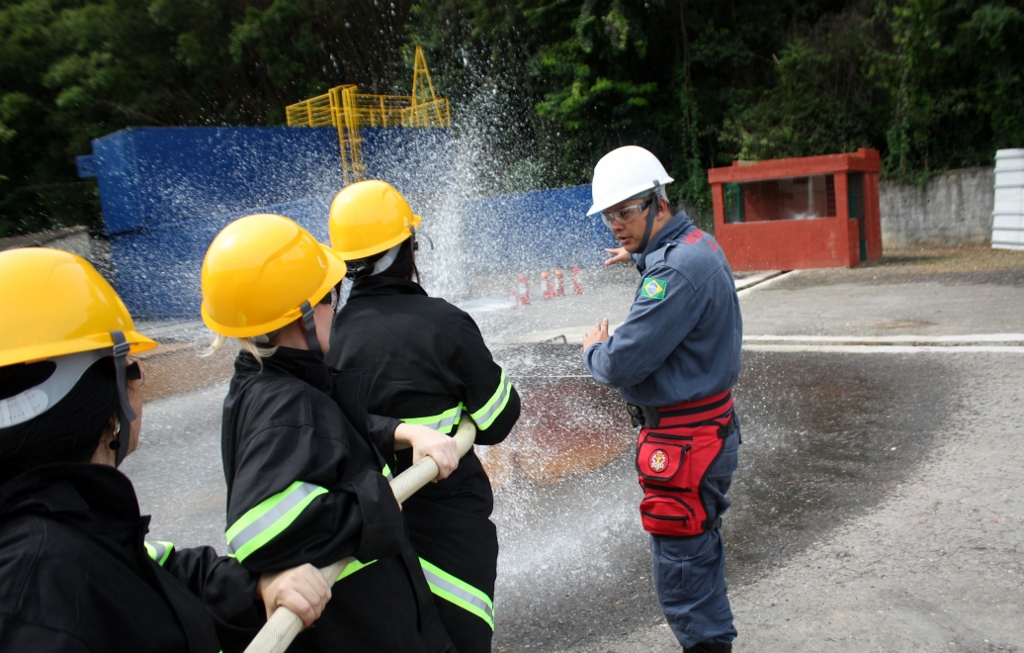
[220, 347, 452, 653]
[326, 275, 521, 644]
[0, 462, 263, 652]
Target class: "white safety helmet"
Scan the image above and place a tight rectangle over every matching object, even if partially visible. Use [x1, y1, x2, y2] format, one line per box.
[587, 145, 674, 216]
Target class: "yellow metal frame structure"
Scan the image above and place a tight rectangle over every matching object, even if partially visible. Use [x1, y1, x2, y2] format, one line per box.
[285, 46, 451, 186]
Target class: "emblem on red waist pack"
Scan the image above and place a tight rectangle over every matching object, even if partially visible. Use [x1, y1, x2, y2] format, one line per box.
[649, 449, 669, 472]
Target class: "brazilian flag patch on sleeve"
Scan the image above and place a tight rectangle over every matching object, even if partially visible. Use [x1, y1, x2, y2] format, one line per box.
[640, 277, 667, 300]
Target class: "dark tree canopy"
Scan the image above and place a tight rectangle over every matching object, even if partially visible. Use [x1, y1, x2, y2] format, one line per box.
[2, 0, 1021, 235]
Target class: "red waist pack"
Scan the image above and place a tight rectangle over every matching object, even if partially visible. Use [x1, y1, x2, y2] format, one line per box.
[636, 417, 730, 537]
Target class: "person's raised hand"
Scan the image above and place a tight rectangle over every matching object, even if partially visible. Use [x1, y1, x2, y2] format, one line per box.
[583, 318, 610, 350]
[603, 247, 629, 266]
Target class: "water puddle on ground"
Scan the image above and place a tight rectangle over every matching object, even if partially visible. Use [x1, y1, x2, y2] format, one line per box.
[488, 344, 957, 650]
[127, 337, 959, 651]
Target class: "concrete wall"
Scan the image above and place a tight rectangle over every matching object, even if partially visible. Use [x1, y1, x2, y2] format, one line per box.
[880, 167, 994, 248]
[0, 225, 91, 258]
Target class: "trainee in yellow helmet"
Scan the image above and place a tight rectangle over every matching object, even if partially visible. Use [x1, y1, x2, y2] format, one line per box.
[0, 247, 333, 649]
[0, 247, 157, 466]
[207, 212, 455, 652]
[329, 180, 422, 260]
[200, 213, 347, 342]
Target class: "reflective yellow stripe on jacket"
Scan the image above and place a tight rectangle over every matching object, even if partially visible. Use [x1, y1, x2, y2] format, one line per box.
[337, 558, 376, 581]
[401, 372, 513, 434]
[470, 371, 512, 430]
[227, 469, 391, 566]
[144, 540, 174, 566]
[402, 403, 464, 435]
[225, 481, 328, 562]
[420, 558, 494, 629]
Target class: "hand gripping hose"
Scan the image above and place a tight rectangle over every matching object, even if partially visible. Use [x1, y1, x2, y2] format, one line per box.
[243, 418, 478, 653]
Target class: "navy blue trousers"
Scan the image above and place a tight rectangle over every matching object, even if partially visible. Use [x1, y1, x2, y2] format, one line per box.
[649, 419, 740, 648]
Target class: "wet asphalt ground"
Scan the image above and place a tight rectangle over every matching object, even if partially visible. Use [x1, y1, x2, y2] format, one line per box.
[123, 249, 1024, 653]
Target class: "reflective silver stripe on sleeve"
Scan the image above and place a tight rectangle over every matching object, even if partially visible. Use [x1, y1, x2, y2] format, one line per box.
[401, 404, 463, 435]
[470, 372, 512, 430]
[226, 481, 327, 561]
[420, 558, 494, 628]
[144, 540, 173, 566]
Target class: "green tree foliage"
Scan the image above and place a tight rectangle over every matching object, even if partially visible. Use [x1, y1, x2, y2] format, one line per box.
[404, 1, 566, 196]
[2, 0, 1022, 236]
[872, 0, 1024, 178]
[721, 0, 1023, 180]
[720, 1, 889, 163]
[0, 0, 413, 236]
[411, 0, 818, 221]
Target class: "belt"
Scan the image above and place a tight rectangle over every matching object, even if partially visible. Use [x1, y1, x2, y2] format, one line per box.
[627, 389, 734, 429]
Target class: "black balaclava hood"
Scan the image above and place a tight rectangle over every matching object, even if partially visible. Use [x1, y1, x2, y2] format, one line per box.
[346, 238, 418, 283]
[0, 358, 119, 482]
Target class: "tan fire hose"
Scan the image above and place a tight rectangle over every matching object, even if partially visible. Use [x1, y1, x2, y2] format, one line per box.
[243, 418, 478, 653]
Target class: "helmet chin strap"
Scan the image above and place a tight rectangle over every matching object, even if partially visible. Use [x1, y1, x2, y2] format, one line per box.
[408, 226, 421, 284]
[110, 330, 134, 467]
[299, 301, 322, 355]
[635, 183, 661, 254]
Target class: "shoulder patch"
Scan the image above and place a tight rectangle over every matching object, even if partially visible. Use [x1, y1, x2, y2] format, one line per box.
[640, 277, 667, 300]
[682, 229, 704, 245]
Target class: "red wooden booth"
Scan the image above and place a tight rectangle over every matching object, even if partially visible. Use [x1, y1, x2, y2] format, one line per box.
[707, 148, 882, 271]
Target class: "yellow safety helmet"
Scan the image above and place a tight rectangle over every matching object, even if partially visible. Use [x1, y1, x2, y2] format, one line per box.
[0, 247, 157, 368]
[329, 180, 422, 260]
[0, 248, 156, 465]
[200, 213, 347, 338]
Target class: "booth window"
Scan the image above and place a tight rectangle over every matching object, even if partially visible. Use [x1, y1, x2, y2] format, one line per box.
[723, 174, 836, 223]
[724, 184, 744, 223]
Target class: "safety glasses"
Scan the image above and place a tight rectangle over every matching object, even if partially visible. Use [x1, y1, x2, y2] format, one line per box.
[601, 194, 655, 228]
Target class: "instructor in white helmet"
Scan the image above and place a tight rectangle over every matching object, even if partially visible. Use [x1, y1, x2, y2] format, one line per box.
[582, 146, 743, 653]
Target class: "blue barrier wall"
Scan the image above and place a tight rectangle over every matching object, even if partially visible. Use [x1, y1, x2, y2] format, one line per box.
[462, 185, 617, 275]
[80, 126, 456, 236]
[107, 184, 614, 318]
[108, 196, 337, 318]
[80, 126, 456, 317]
[81, 125, 613, 317]
[361, 128, 454, 192]
[85, 127, 347, 235]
